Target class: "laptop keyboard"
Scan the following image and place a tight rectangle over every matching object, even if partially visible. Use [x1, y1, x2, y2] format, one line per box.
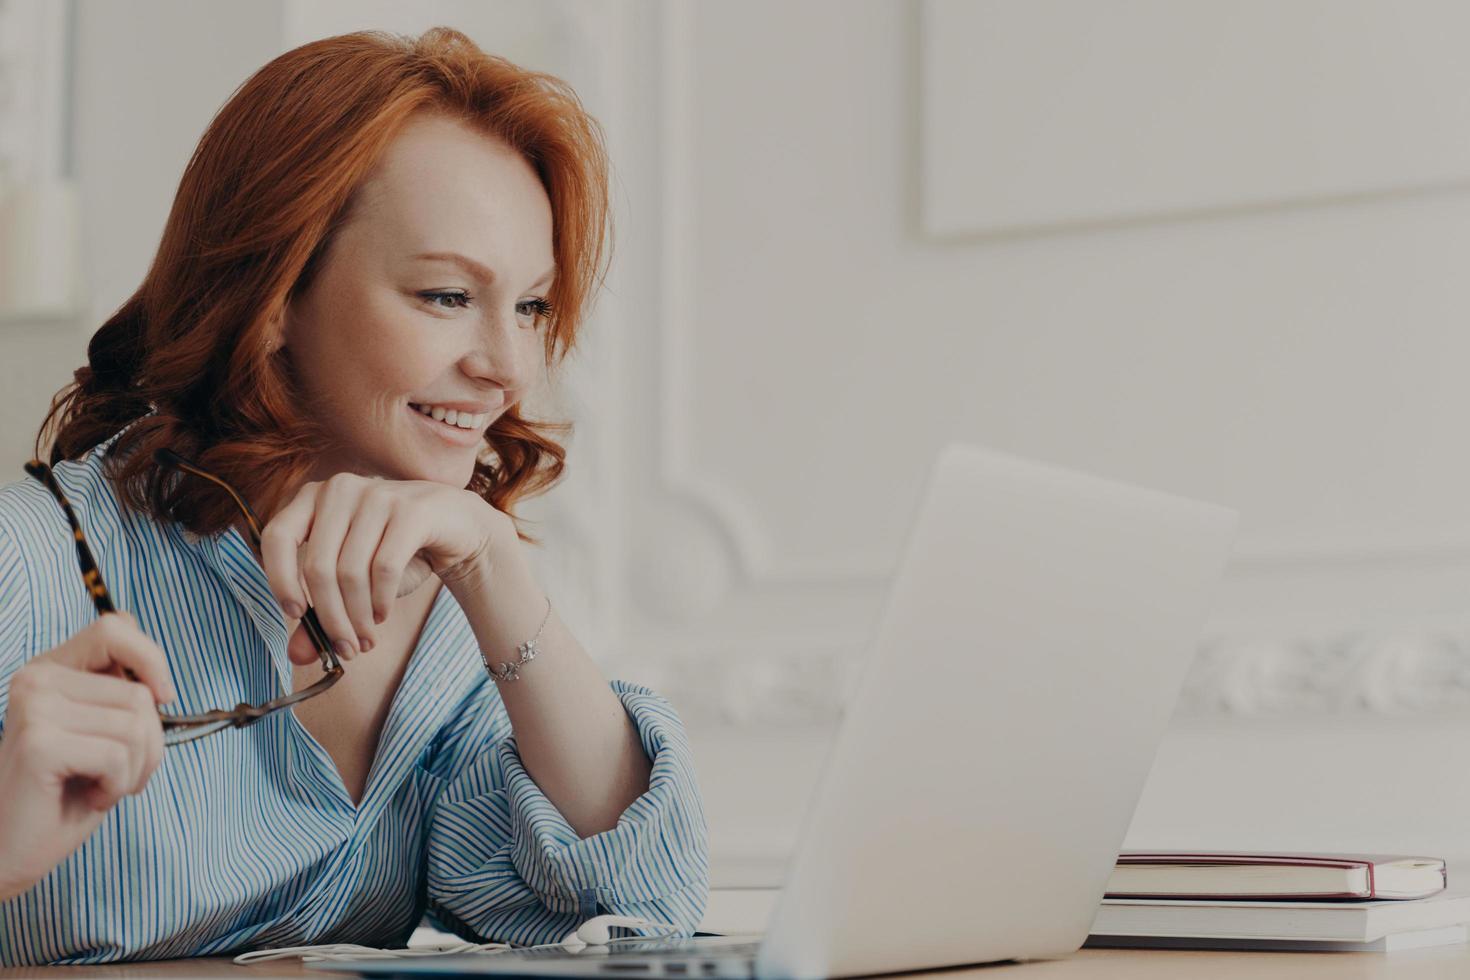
[537, 938, 762, 975]
[587, 942, 761, 976]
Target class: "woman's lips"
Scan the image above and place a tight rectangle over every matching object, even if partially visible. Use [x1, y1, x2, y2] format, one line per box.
[407, 402, 484, 446]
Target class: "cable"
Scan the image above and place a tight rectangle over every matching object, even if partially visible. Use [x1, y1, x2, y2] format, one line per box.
[231, 914, 683, 964]
[233, 940, 510, 963]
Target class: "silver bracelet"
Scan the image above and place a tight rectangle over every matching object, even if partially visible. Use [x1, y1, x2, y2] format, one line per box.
[481, 596, 552, 682]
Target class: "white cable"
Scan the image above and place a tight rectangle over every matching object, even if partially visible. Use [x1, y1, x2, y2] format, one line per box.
[233, 940, 511, 963]
[231, 916, 682, 964]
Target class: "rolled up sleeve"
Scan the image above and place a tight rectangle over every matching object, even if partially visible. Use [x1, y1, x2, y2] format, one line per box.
[0, 515, 33, 737]
[425, 679, 709, 946]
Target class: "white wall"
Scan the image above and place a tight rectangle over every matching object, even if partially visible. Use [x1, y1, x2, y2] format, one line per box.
[616, 0, 1470, 878]
[4, 0, 1470, 891]
[0, 0, 284, 466]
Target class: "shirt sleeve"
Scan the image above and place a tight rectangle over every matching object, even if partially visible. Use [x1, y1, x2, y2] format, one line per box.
[0, 513, 33, 739]
[424, 678, 710, 947]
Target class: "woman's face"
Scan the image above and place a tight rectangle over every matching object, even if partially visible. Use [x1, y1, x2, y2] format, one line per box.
[280, 112, 556, 488]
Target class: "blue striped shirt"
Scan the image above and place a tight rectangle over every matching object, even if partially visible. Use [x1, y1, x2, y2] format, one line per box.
[0, 423, 708, 965]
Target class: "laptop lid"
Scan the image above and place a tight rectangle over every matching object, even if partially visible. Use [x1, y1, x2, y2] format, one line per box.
[756, 443, 1237, 979]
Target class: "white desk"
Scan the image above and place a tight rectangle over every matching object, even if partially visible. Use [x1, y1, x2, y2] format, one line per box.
[3, 945, 1469, 979]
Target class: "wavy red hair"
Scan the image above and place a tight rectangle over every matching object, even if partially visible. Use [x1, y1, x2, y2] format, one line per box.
[36, 27, 609, 544]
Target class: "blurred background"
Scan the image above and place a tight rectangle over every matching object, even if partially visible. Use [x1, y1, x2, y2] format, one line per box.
[5, 0, 1470, 907]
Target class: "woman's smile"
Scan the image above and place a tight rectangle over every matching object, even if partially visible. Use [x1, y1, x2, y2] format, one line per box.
[406, 400, 487, 446]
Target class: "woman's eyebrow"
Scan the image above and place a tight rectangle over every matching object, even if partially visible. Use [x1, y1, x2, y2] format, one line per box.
[411, 251, 556, 288]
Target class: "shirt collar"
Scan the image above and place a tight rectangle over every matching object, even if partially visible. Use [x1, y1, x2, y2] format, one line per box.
[188, 499, 481, 817]
[197, 523, 296, 692]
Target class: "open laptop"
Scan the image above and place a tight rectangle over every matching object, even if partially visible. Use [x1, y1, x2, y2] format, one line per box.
[316, 443, 1237, 978]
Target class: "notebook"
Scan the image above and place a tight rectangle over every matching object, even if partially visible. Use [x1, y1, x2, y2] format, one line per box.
[1105, 851, 1447, 900]
[1090, 888, 1470, 944]
[1088, 924, 1468, 953]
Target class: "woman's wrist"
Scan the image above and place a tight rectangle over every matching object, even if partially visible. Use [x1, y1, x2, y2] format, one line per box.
[436, 503, 515, 597]
[0, 822, 38, 905]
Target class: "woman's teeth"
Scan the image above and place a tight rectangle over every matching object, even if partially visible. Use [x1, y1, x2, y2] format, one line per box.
[410, 403, 487, 430]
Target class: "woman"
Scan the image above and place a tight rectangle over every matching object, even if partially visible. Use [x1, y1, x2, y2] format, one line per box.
[0, 27, 707, 965]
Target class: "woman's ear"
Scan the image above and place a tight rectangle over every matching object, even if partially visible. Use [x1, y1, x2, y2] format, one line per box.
[266, 307, 288, 354]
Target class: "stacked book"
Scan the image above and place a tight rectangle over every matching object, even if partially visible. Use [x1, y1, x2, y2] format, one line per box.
[1088, 851, 1469, 952]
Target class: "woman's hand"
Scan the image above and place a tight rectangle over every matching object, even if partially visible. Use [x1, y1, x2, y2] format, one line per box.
[258, 473, 508, 665]
[0, 611, 175, 901]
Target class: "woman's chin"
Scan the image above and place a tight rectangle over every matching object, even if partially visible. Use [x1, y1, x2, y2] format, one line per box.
[397, 446, 480, 487]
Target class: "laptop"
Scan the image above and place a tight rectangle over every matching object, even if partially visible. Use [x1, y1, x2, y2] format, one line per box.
[315, 443, 1238, 978]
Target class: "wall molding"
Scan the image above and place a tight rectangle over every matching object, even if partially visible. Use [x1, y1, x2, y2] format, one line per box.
[918, 0, 1470, 239]
[651, 622, 1470, 728]
[648, 1, 1470, 594]
[1181, 626, 1470, 716]
[620, 2, 1470, 728]
[651, 2, 892, 593]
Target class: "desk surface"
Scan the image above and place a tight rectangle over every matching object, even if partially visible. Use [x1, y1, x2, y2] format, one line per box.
[4, 946, 1470, 979]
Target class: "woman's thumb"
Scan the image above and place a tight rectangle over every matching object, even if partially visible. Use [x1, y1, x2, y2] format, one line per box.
[286, 621, 320, 666]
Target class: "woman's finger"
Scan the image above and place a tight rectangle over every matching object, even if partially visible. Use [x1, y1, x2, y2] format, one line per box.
[34, 728, 136, 812]
[300, 475, 362, 660]
[41, 664, 164, 711]
[337, 487, 394, 651]
[298, 563, 314, 611]
[53, 693, 159, 794]
[259, 481, 320, 620]
[55, 700, 141, 744]
[48, 613, 175, 705]
[371, 509, 422, 617]
[286, 619, 321, 667]
[131, 695, 164, 794]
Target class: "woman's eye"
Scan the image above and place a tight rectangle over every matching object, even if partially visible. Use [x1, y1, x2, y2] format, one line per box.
[420, 290, 471, 311]
[419, 291, 551, 324]
[516, 298, 555, 325]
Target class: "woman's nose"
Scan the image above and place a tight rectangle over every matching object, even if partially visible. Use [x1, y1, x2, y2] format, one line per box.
[465, 313, 536, 390]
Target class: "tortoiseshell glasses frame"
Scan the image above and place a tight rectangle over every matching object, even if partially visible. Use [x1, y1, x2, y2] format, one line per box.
[23, 447, 343, 746]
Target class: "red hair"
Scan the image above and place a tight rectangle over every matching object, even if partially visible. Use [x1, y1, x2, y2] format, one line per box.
[37, 27, 610, 543]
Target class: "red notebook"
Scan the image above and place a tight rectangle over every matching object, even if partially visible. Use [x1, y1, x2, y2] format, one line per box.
[1105, 851, 1448, 900]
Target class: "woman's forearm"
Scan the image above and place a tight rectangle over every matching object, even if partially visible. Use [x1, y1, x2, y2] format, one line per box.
[443, 529, 651, 838]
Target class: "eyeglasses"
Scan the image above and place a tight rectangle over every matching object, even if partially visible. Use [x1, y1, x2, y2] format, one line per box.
[23, 448, 343, 746]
